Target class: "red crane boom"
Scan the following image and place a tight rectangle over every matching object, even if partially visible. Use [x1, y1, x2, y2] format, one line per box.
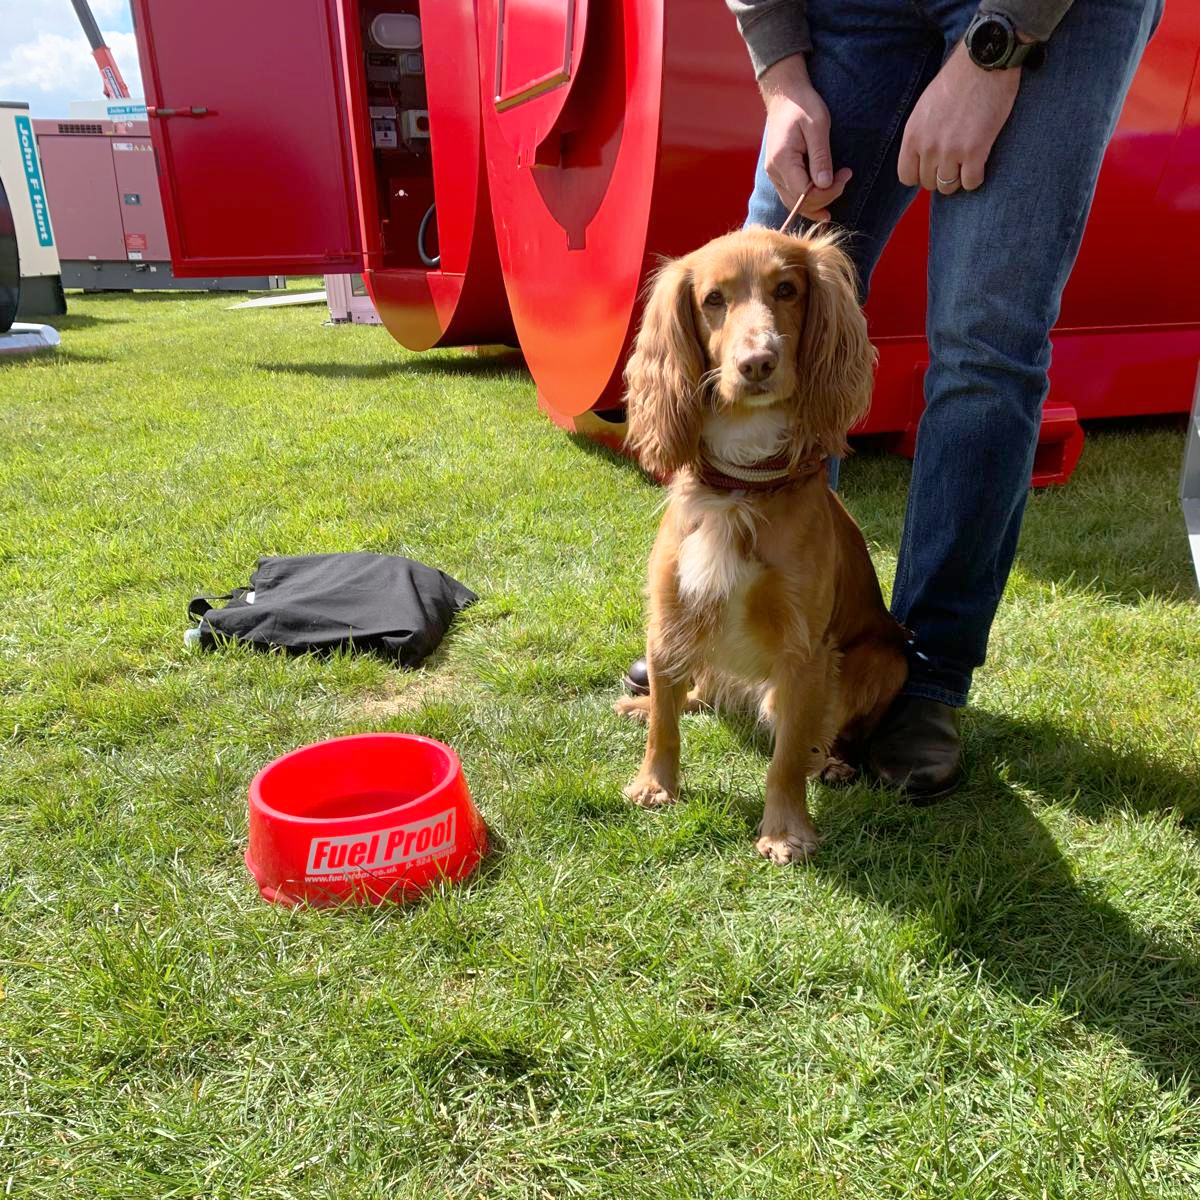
[69, 0, 131, 100]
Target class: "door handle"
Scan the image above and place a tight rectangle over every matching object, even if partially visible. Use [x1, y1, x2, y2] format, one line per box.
[148, 106, 211, 118]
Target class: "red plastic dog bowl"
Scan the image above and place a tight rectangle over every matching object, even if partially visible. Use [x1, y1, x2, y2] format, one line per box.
[246, 733, 488, 906]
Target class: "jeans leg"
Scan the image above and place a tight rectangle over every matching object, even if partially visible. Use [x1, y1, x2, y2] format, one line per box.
[745, 0, 940, 298]
[892, 0, 1165, 706]
[745, 140, 792, 232]
[743, 1, 943, 493]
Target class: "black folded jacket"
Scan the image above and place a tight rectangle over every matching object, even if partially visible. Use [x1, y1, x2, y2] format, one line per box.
[189, 552, 477, 667]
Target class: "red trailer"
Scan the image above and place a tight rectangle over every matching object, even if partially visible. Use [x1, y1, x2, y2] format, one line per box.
[128, 0, 1200, 484]
[129, 0, 512, 351]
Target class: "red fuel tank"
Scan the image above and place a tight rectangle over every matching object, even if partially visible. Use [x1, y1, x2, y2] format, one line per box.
[128, 0, 1200, 483]
[475, 0, 1200, 483]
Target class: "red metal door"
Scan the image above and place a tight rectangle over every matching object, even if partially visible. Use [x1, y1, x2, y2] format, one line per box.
[129, 0, 363, 276]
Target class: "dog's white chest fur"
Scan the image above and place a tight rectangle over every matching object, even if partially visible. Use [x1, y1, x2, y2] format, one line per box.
[675, 491, 760, 605]
[673, 411, 785, 604]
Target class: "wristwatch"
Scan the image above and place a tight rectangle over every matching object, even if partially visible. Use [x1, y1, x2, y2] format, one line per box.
[964, 11, 1046, 70]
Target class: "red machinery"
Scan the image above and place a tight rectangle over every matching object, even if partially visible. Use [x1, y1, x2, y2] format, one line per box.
[129, 0, 1200, 483]
[69, 0, 133, 101]
[129, 0, 512, 350]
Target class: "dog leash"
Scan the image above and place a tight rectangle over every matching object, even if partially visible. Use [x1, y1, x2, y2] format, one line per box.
[779, 186, 813, 234]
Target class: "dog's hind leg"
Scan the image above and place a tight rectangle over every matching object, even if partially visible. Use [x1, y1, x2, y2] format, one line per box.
[822, 638, 908, 784]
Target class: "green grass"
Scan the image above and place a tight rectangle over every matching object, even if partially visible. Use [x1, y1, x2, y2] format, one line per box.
[1, 289, 1198, 1199]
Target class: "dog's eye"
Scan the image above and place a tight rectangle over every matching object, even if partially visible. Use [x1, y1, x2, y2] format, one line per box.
[774, 281, 798, 300]
[702, 290, 725, 309]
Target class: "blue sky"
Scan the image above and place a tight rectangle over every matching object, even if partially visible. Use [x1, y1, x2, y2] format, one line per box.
[0, 0, 144, 117]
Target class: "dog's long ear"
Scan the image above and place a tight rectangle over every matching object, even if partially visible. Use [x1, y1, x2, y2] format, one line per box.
[789, 232, 877, 461]
[623, 257, 706, 476]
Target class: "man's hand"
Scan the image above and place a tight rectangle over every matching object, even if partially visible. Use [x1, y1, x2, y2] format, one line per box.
[898, 40, 1021, 194]
[759, 54, 852, 223]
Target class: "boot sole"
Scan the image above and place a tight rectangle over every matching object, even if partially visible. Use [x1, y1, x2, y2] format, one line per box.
[867, 766, 964, 806]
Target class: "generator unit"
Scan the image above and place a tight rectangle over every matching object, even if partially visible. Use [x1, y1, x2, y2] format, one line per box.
[0, 102, 65, 319]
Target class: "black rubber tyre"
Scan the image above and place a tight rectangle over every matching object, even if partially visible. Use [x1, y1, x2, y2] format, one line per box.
[0, 173, 19, 334]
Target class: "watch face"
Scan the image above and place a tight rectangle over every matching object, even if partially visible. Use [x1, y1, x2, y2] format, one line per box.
[970, 19, 1012, 66]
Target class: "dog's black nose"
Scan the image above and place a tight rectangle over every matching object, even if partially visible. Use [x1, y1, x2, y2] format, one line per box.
[737, 348, 778, 382]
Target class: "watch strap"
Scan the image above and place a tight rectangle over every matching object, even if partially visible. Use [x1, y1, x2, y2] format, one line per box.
[1007, 38, 1046, 69]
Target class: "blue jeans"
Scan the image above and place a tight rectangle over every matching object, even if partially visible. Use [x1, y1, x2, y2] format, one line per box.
[747, 0, 1162, 706]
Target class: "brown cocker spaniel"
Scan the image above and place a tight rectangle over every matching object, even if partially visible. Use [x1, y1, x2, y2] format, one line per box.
[615, 226, 909, 863]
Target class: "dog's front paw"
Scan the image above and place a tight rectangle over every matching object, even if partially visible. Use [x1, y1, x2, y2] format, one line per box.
[613, 694, 650, 723]
[624, 775, 676, 808]
[755, 821, 820, 865]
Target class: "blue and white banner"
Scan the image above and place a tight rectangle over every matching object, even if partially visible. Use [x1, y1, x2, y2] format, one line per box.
[13, 116, 53, 248]
[107, 103, 148, 120]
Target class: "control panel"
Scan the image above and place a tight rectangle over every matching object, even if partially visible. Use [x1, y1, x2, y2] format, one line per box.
[358, 5, 436, 267]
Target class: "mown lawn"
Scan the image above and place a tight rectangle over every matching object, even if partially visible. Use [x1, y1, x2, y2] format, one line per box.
[1, 288, 1198, 1199]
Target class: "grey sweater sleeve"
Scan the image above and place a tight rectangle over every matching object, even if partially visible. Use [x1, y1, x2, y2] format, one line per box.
[995, 1, 1075, 42]
[726, 0, 812, 78]
[726, 1, 1075, 79]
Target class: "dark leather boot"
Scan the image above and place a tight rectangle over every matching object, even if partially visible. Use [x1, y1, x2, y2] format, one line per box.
[623, 657, 650, 696]
[866, 695, 964, 803]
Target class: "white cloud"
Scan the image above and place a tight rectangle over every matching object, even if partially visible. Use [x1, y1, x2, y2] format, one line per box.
[90, 0, 136, 20]
[0, 2, 142, 118]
